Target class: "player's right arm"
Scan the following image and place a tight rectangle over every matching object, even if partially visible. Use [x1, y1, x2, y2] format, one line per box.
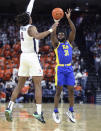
[51, 25, 59, 49]
[28, 23, 58, 39]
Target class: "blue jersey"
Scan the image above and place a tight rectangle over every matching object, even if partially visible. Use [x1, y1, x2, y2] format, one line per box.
[54, 40, 75, 86]
[54, 40, 72, 64]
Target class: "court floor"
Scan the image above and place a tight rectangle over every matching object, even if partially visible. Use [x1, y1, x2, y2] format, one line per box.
[0, 103, 101, 131]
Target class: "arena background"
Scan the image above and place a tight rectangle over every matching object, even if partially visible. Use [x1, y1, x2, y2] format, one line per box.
[0, 0, 101, 131]
[0, 0, 101, 14]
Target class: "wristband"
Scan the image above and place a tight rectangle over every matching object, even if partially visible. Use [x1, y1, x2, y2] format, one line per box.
[48, 29, 53, 33]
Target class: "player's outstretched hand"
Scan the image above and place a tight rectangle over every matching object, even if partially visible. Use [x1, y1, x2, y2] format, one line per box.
[65, 8, 72, 19]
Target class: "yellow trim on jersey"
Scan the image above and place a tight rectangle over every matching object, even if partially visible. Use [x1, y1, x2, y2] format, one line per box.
[54, 42, 60, 64]
[67, 40, 73, 48]
[57, 63, 71, 66]
[55, 49, 59, 64]
[55, 42, 60, 50]
[55, 65, 58, 86]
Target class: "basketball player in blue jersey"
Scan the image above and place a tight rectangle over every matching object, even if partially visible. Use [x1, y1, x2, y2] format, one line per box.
[51, 9, 76, 123]
[5, 0, 58, 123]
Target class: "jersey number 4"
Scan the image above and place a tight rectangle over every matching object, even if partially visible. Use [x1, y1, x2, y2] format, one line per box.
[20, 32, 24, 41]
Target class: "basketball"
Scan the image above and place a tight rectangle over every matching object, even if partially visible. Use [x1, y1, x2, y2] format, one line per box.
[52, 8, 64, 20]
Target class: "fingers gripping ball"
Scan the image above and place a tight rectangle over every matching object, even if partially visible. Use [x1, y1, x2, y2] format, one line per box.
[52, 8, 64, 20]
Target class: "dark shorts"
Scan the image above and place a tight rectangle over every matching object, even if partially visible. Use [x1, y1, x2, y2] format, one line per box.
[55, 65, 75, 86]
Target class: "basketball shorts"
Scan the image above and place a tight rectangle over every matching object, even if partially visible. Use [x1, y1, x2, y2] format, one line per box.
[18, 52, 43, 77]
[55, 65, 75, 86]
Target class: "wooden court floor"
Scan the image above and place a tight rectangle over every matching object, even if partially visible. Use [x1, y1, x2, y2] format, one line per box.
[0, 103, 101, 131]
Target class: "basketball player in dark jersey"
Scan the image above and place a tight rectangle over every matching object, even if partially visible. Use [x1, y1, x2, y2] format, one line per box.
[51, 9, 76, 123]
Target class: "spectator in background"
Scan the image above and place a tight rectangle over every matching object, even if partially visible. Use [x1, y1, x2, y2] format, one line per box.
[75, 70, 82, 85]
[21, 84, 30, 103]
[5, 84, 13, 102]
[90, 43, 101, 75]
[85, 30, 96, 50]
[81, 70, 88, 90]
[0, 89, 6, 103]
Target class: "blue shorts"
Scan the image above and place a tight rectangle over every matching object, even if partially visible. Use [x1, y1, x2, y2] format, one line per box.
[55, 65, 75, 86]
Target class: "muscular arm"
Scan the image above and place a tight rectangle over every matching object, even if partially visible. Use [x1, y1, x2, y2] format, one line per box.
[28, 22, 58, 40]
[68, 18, 76, 43]
[65, 9, 76, 43]
[28, 26, 51, 39]
[51, 28, 59, 49]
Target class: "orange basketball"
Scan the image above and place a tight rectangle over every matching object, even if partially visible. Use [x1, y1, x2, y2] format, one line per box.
[52, 8, 64, 20]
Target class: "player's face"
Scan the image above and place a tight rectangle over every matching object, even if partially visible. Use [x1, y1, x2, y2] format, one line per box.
[57, 32, 66, 42]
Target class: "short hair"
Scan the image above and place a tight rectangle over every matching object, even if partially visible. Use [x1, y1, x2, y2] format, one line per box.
[58, 29, 67, 38]
[15, 12, 30, 26]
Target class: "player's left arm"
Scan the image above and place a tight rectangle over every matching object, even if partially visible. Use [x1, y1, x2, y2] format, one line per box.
[65, 9, 76, 44]
[26, 0, 35, 16]
[28, 22, 58, 39]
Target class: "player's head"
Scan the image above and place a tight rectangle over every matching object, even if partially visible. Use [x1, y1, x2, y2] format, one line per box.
[16, 12, 32, 26]
[57, 31, 67, 42]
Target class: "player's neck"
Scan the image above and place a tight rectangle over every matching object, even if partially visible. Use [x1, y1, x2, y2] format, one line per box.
[60, 40, 66, 43]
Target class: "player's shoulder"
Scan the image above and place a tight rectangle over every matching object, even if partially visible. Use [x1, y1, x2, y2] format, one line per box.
[26, 24, 33, 29]
[66, 40, 73, 48]
[28, 25, 36, 31]
[27, 25, 37, 37]
[20, 24, 32, 31]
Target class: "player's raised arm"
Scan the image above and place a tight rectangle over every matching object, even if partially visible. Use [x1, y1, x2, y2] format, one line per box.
[26, 0, 35, 16]
[51, 23, 59, 48]
[65, 9, 76, 43]
[28, 22, 59, 39]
